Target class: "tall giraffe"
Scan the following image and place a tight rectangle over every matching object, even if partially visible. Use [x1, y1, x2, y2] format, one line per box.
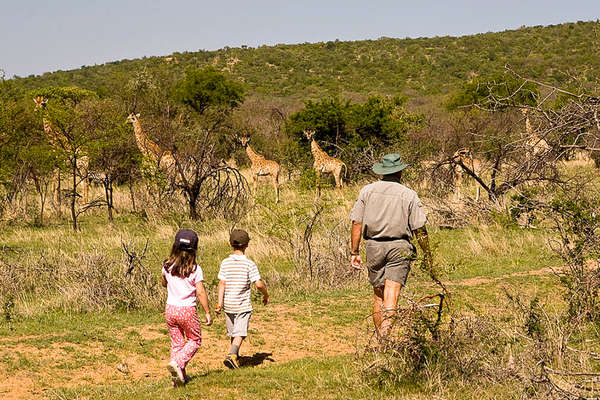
[452, 148, 482, 201]
[125, 112, 177, 180]
[521, 108, 551, 158]
[304, 130, 346, 196]
[33, 96, 90, 205]
[239, 137, 281, 203]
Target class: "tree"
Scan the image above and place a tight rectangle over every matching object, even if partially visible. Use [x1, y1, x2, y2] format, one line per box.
[142, 67, 250, 220]
[446, 72, 538, 111]
[286, 96, 423, 178]
[22, 143, 57, 224]
[84, 99, 141, 221]
[30, 86, 97, 230]
[173, 67, 245, 115]
[0, 81, 49, 221]
[175, 68, 247, 219]
[439, 70, 599, 203]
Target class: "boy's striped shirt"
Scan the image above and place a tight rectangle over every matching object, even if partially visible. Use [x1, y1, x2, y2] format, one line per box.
[218, 254, 261, 313]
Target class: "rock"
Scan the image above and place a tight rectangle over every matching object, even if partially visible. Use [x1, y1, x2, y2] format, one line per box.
[117, 361, 130, 375]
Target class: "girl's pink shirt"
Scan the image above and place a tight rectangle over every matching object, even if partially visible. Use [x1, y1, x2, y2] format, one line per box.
[162, 264, 204, 307]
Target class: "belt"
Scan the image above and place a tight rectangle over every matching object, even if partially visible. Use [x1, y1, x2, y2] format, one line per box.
[364, 236, 409, 242]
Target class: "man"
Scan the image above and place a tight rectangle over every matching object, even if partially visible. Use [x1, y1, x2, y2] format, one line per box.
[350, 153, 433, 336]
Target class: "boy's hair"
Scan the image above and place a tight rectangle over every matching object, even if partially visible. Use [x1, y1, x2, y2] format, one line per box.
[165, 243, 197, 278]
[231, 243, 247, 251]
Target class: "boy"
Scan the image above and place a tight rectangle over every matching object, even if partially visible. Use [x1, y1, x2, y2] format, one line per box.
[215, 229, 269, 369]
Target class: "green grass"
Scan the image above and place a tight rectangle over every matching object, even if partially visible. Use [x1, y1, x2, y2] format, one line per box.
[0, 182, 576, 399]
[432, 225, 560, 280]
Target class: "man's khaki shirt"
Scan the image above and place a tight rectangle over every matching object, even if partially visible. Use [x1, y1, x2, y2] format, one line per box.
[349, 176, 427, 241]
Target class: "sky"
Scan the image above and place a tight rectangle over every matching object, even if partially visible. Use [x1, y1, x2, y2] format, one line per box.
[0, 0, 599, 78]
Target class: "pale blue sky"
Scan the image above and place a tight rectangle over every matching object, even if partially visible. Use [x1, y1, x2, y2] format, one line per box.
[1, 0, 598, 78]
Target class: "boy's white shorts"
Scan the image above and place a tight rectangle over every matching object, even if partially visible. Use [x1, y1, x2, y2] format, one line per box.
[225, 311, 251, 337]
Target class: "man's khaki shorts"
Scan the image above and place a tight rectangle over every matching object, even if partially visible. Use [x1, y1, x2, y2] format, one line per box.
[365, 239, 415, 287]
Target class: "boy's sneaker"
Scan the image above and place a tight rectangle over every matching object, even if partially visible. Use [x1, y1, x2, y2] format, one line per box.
[167, 361, 185, 386]
[223, 354, 239, 369]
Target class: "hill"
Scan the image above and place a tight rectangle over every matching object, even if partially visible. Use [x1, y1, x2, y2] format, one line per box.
[7, 20, 600, 100]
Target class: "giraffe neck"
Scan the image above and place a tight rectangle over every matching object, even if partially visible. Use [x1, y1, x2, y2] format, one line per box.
[132, 119, 161, 162]
[246, 145, 263, 163]
[524, 116, 545, 145]
[525, 115, 533, 136]
[43, 118, 53, 135]
[311, 140, 326, 159]
[42, 117, 68, 148]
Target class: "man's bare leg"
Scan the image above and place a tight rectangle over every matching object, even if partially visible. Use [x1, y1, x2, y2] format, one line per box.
[380, 279, 403, 336]
[373, 286, 385, 335]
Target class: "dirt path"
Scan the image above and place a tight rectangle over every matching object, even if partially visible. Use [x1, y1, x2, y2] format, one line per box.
[2, 264, 588, 399]
[444, 265, 566, 287]
[0, 304, 357, 400]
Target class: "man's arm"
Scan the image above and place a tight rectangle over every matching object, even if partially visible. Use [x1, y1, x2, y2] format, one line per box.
[350, 221, 363, 269]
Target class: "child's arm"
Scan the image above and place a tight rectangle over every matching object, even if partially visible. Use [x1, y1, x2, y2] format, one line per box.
[215, 280, 225, 314]
[195, 281, 212, 326]
[161, 275, 167, 288]
[254, 280, 269, 305]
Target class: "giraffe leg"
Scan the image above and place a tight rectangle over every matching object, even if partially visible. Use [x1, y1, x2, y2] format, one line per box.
[252, 175, 258, 197]
[82, 178, 89, 203]
[53, 169, 60, 208]
[273, 174, 280, 204]
[334, 168, 344, 199]
[315, 170, 321, 197]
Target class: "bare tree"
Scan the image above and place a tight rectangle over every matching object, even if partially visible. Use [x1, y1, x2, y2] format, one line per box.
[436, 69, 600, 203]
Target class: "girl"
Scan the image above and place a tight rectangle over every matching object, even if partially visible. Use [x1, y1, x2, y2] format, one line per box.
[162, 229, 212, 387]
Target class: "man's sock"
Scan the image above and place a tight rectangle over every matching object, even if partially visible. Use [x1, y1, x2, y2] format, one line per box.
[229, 344, 240, 356]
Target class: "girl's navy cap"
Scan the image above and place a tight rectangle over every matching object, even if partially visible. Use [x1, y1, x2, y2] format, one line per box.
[174, 229, 198, 252]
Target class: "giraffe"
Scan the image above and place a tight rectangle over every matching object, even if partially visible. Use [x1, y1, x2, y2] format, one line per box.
[523, 107, 591, 167]
[304, 130, 347, 196]
[125, 112, 178, 181]
[521, 108, 551, 159]
[418, 158, 453, 194]
[33, 96, 90, 205]
[239, 136, 281, 203]
[452, 148, 482, 201]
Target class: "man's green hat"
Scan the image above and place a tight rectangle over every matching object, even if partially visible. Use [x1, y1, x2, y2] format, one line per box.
[372, 153, 409, 175]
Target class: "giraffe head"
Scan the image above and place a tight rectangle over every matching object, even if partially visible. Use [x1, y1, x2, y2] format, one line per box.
[33, 96, 48, 111]
[239, 136, 250, 147]
[303, 130, 316, 141]
[125, 112, 141, 124]
[452, 148, 472, 162]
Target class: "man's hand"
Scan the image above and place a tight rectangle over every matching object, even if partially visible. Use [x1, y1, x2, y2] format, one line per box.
[262, 294, 270, 306]
[204, 312, 213, 326]
[350, 220, 363, 270]
[214, 304, 223, 314]
[351, 254, 363, 270]
[414, 226, 434, 271]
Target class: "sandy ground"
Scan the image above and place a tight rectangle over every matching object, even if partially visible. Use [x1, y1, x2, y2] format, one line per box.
[1, 264, 574, 399]
[0, 304, 357, 399]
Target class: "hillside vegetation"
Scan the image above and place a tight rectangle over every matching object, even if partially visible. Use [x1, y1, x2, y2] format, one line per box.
[6, 20, 600, 100]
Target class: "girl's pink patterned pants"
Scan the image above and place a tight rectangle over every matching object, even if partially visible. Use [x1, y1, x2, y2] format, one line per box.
[165, 305, 202, 371]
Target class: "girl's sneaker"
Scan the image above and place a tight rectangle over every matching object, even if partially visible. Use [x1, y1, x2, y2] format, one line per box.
[167, 361, 185, 386]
